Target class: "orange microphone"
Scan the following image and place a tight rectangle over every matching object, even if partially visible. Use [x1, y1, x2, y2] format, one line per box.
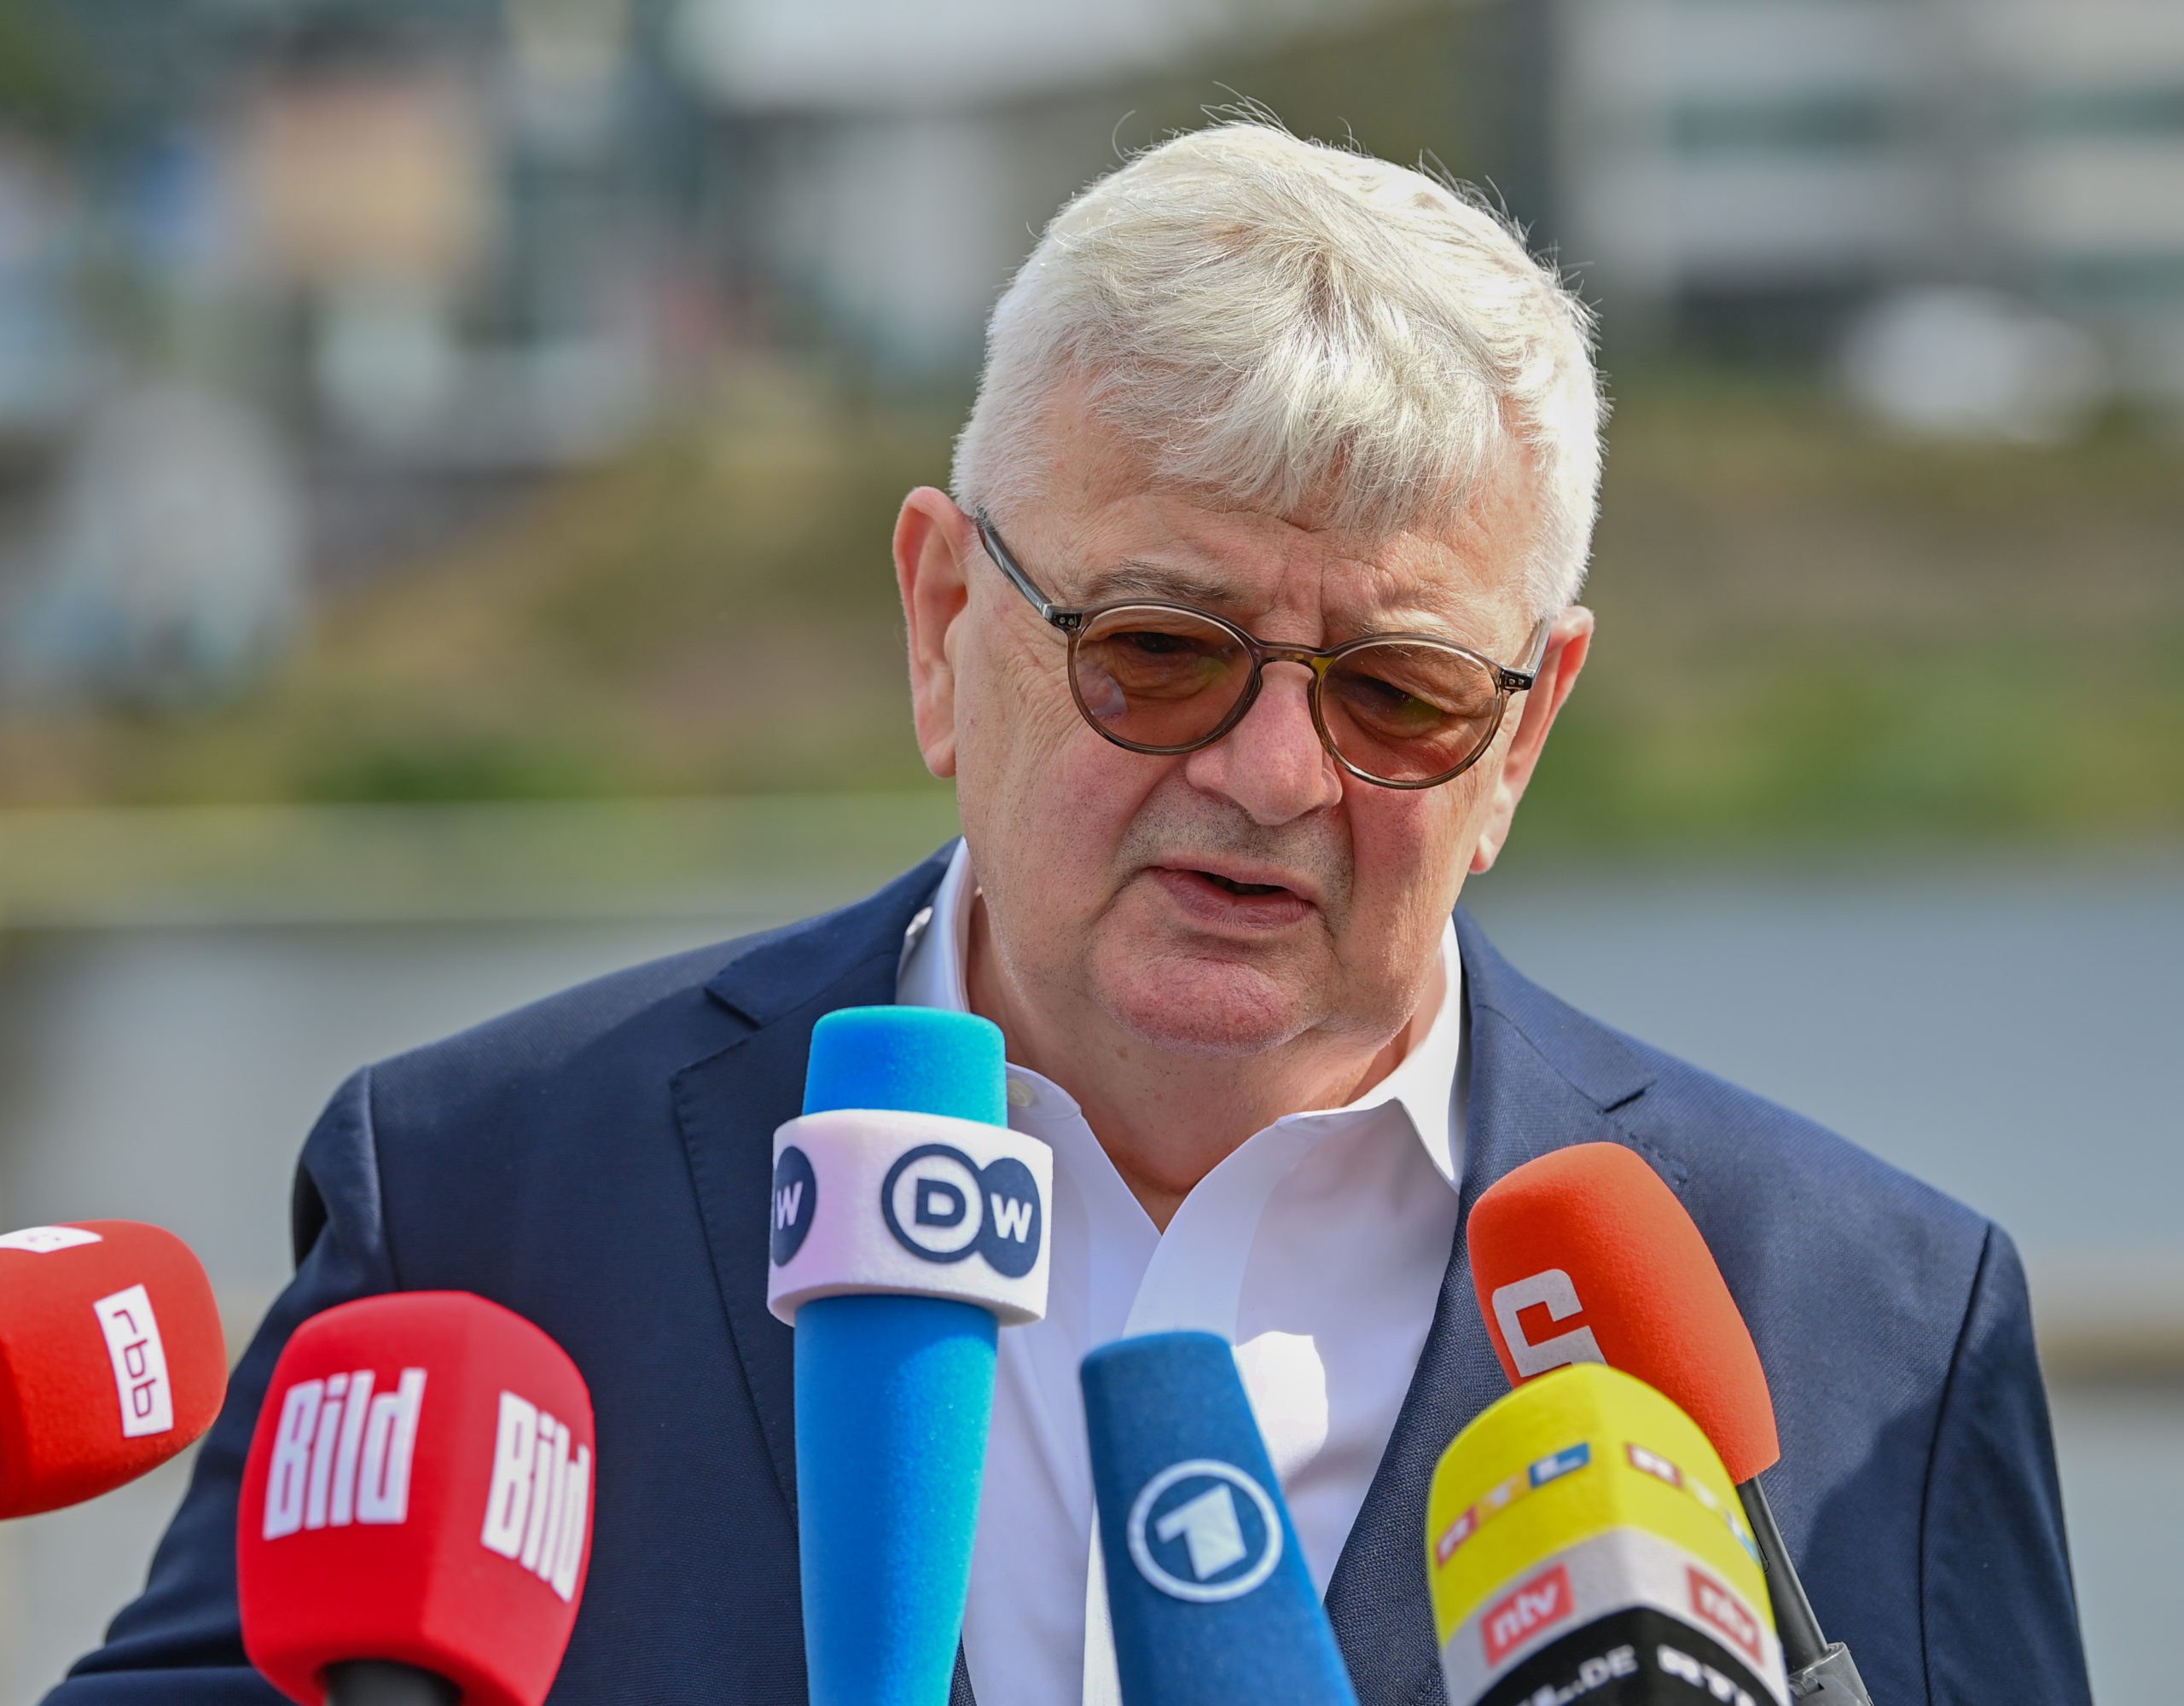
[0, 1221, 228, 1517]
[1467, 1144, 1777, 1484]
[1467, 1144, 1873, 1703]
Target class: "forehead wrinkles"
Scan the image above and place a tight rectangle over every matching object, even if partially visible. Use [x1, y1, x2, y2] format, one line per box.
[1070, 525, 1494, 641]
[1014, 409, 1537, 636]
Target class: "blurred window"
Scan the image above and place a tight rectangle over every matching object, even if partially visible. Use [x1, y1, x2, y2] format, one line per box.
[1670, 96, 1900, 156]
[2009, 87, 2184, 142]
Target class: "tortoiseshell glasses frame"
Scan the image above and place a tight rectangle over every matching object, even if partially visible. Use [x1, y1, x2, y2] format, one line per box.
[972, 513, 1550, 791]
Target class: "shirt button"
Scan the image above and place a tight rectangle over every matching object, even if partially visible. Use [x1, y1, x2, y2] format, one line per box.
[1006, 1078, 1035, 1109]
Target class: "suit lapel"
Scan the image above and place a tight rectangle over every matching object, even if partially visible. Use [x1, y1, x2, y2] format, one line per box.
[1326, 908, 1661, 1703]
[670, 851, 953, 1513]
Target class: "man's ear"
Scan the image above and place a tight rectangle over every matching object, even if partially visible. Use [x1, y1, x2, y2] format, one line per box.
[895, 487, 976, 779]
[1468, 605, 1594, 873]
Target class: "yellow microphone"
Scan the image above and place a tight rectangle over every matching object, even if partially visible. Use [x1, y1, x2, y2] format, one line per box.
[1424, 1362, 1790, 1706]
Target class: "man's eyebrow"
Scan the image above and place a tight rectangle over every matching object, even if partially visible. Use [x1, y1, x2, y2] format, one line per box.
[1072, 560, 1240, 606]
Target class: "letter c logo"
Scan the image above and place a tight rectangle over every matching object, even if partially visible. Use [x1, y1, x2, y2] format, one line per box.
[1491, 1268, 1606, 1378]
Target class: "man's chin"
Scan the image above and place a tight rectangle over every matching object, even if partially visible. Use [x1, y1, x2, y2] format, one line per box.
[1095, 958, 1317, 1059]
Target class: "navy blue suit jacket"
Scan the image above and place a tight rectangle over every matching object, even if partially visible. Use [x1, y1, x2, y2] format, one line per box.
[52, 850, 2089, 1704]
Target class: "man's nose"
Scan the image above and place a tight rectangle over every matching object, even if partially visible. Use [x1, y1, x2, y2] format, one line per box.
[1180, 663, 1344, 825]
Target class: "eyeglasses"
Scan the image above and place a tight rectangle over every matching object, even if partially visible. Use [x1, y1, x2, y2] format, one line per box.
[973, 513, 1550, 791]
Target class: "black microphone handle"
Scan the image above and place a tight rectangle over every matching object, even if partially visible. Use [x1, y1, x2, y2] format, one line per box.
[324, 1660, 461, 1706]
[1736, 1475, 1875, 1704]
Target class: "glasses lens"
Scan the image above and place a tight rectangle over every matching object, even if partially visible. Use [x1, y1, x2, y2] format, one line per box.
[1320, 641, 1505, 784]
[1071, 605, 1254, 751]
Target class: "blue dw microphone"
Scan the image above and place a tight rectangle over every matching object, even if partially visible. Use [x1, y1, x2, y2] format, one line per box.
[769, 1007, 1052, 1706]
[1083, 1332, 1361, 1706]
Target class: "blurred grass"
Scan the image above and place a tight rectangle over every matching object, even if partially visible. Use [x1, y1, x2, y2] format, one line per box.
[1522, 372, 2184, 850]
[0, 369, 2176, 850]
[0, 793, 963, 928]
[0, 381, 950, 806]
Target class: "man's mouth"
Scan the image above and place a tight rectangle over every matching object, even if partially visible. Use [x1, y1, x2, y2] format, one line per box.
[1199, 872, 1287, 897]
[1145, 863, 1316, 927]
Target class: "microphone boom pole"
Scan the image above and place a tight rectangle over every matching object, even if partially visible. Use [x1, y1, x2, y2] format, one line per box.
[1735, 1478, 1872, 1703]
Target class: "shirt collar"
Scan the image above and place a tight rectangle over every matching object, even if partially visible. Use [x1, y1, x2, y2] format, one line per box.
[896, 837, 978, 1015]
[897, 839, 1467, 1188]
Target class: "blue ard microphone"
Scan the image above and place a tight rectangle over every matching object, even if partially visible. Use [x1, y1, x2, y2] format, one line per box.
[768, 1007, 1052, 1706]
[1082, 1332, 1360, 1706]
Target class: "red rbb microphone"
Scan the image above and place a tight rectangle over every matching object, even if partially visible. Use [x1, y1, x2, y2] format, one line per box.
[0, 1221, 227, 1517]
[238, 1292, 595, 1706]
[1467, 1143, 1873, 1703]
[1467, 1142, 1778, 1484]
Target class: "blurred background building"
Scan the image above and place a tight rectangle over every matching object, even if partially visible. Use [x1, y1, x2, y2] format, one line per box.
[1549, 0, 2184, 432]
[0, 1, 2176, 1700]
[0, 0, 2176, 713]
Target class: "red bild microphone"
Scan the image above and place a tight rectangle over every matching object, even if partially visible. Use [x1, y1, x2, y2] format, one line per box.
[1467, 1142, 1777, 1484]
[1468, 1143, 1875, 1703]
[237, 1292, 595, 1706]
[0, 1221, 227, 1517]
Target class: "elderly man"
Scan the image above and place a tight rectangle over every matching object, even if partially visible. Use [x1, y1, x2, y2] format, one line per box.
[57, 126, 2085, 1706]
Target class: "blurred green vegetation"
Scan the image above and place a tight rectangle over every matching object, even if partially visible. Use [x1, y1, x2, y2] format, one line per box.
[0, 0, 97, 143]
[1525, 373, 2184, 850]
[0, 370, 2177, 850]
[0, 380, 950, 806]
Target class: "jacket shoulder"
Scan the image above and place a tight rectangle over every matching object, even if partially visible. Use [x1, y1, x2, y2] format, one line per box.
[1627, 1031, 1985, 1236]
[1456, 906, 2077, 1705]
[284, 931, 759, 1272]
[368, 932, 752, 1124]
[365, 847, 955, 1134]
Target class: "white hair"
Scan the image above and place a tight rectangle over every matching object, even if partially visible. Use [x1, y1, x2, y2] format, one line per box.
[952, 122, 1605, 619]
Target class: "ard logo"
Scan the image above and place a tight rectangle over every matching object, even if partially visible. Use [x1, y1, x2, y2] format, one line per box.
[1125, 1459, 1284, 1604]
[1482, 1562, 1574, 1665]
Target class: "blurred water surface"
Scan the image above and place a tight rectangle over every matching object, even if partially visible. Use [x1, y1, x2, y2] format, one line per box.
[0, 845, 2175, 1701]
[1463, 850, 2184, 1256]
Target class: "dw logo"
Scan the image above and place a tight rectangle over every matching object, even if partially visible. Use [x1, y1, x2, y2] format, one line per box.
[881, 1144, 1043, 1278]
[1125, 1459, 1284, 1604]
[770, 1146, 818, 1266]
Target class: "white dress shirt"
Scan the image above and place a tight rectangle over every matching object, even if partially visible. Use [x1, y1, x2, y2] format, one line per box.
[896, 842, 1467, 1705]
